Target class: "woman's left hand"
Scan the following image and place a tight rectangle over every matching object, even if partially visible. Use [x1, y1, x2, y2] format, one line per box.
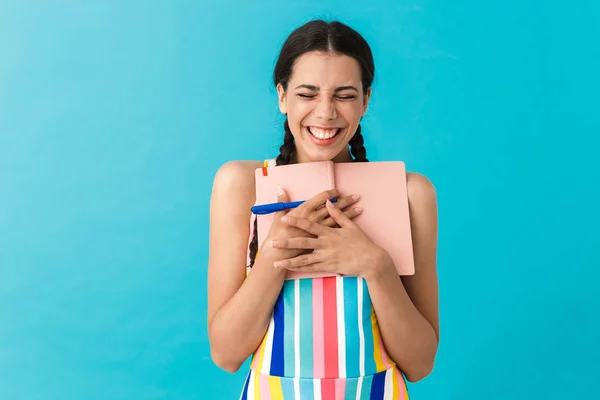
[270, 199, 391, 278]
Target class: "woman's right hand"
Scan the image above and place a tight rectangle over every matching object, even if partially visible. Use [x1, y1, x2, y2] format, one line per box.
[263, 187, 363, 260]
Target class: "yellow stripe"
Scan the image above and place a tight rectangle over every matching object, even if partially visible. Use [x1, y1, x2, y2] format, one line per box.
[392, 367, 399, 398]
[256, 335, 267, 370]
[264, 159, 269, 168]
[269, 375, 285, 400]
[254, 332, 268, 371]
[254, 370, 261, 399]
[370, 306, 386, 371]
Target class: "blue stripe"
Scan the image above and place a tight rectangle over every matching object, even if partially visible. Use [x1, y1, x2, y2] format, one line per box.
[283, 280, 296, 377]
[370, 370, 386, 400]
[280, 377, 296, 398]
[270, 288, 285, 375]
[343, 277, 360, 377]
[299, 377, 314, 400]
[359, 375, 373, 400]
[361, 278, 376, 374]
[344, 376, 359, 400]
[299, 279, 313, 377]
[240, 371, 250, 400]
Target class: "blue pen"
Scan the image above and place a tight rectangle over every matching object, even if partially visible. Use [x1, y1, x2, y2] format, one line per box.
[251, 198, 338, 215]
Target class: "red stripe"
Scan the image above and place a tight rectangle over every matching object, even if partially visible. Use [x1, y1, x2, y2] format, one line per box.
[322, 276, 339, 378]
[321, 378, 336, 399]
[262, 167, 268, 176]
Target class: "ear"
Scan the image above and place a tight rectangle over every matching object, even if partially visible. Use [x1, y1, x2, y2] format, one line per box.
[277, 83, 287, 115]
[362, 87, 371, 116]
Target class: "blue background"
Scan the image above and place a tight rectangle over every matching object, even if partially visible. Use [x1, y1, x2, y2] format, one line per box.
[1, 1, 598, 399]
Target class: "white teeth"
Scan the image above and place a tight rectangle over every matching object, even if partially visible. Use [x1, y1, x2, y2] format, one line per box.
[307, 127, 340, 140]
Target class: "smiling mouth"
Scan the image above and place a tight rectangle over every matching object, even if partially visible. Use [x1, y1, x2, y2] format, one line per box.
[306, 126, 343, 140]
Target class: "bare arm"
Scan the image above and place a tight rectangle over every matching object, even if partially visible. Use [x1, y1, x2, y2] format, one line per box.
[364, 172, 440, 382]
[207, 161, 286, 373]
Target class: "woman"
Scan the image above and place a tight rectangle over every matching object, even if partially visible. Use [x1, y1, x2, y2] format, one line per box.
[208, 19, 439, 399]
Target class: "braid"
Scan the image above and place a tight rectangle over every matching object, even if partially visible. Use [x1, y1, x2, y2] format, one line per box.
[248, 118, 295, 269]
[349, 124, 369, 162]
[276, 119, 295, 166]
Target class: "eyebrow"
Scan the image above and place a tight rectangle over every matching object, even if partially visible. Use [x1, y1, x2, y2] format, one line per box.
[294, 84, 359, 93]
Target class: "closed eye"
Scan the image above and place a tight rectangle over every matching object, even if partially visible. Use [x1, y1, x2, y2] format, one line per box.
[297, 94, 356, 100]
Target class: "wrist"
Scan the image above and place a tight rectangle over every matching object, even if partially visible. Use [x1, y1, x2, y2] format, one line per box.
[254, 245, 284, 272]
[363, 246, 395, 282]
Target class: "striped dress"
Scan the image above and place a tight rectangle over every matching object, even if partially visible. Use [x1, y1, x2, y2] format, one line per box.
[240, 161, 410, 400]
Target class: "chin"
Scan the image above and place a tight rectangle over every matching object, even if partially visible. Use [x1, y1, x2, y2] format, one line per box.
[299, 146, 350, 163]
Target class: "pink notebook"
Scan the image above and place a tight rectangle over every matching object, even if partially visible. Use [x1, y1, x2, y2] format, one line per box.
[252, 160, 415, 280]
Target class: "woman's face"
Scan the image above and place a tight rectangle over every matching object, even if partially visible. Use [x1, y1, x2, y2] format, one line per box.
[277, 51, 371, 163]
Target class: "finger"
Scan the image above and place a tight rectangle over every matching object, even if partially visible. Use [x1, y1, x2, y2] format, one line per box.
[281, 215, 327, 236]
[321, 206, 362, 227]
[341, 205, 364, 222]
[273, 252, 323, 269]
[320, 216, 339, 228]
[312, 193, 360, 221]
[274, 186, 290, 217]
[326, 199, 357, 229]
[301, 189, 340, 211]
[271, 237, 326, 250]
[333, 193, 361, 209]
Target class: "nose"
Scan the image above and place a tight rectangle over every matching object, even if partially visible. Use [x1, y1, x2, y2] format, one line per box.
[315, 96, 337, 121]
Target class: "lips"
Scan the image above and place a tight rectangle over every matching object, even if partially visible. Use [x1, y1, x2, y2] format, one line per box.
[306, 126, 343, 140]
[304, 126, 344, 146]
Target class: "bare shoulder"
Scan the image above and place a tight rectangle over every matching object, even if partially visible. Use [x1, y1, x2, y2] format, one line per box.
[404, 170, 438, 272]
[212, 160, 264, 190]
[211, 160, 264, 203]
[406, 171, 437, 207]
[404, 170, 438, 258]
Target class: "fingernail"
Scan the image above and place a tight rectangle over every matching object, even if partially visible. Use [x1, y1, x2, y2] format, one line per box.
[354, 206, 363, 212]
[281, 216, 290, 223]
[277, 186, 284, 196]
[274, 261, 284, 268]
[352, 194, 360, 200]
[326, 199, 333, 207]
[271, 240, 280, 248]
